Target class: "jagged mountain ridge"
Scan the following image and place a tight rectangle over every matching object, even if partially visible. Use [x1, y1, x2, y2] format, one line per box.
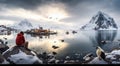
[81, 11, 118, 30]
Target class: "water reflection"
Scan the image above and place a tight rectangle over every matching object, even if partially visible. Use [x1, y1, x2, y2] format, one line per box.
[26, 33, 58, 39]
[82, 30, 118, 47]
[26, 33, 69, 54]
[96, 30, 117, 46]
[29, 34, 50, 39]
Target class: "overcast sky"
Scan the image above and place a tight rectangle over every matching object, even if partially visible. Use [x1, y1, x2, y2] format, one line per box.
[0, 0, 120, 30]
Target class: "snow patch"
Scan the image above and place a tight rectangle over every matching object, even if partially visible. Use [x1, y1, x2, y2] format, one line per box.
[1, 59, 9, 64]
[110, 50, 120, 55]
[8, 50, 42, 64]
[88, 57, 108, 64]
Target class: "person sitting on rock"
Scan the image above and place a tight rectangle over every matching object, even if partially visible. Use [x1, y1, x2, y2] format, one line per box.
[16, 31, 28, 49]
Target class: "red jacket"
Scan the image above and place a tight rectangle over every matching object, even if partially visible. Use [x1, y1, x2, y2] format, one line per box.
[16, 33, 25, 46]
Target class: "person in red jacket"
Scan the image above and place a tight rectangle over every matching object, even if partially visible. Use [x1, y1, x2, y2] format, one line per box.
[16, 31, 28, 49]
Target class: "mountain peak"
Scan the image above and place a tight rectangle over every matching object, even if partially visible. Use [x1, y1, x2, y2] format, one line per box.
[18, 19, 33, 27]
[81, 11, 118, 30]
[97, 11, 103, 14]
[96, 11, 106, 18]
[10, 19, 33, 31]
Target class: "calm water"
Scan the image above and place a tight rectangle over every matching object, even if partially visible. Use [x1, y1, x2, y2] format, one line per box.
[1, 30, 120, 61]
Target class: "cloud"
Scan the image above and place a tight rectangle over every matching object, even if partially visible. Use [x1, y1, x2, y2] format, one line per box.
[0, 0, 43, 9]
[0, 0, 120, 29]
[0, 19, 15, 25]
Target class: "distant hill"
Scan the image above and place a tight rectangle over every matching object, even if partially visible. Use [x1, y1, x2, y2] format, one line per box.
[11, 19, 33, 31]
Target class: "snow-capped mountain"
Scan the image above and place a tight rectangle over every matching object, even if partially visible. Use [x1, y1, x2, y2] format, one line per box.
[81, 11, 118, 30]
[11, 19, 33, 31]
[18, 19, 33, 27]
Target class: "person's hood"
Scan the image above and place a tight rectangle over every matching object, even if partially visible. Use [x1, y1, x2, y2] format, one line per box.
[17, 33, 23, 36]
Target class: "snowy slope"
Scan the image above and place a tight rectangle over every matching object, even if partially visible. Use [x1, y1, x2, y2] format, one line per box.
[11, 19, 33, 31]
[81, 11, 118, 30]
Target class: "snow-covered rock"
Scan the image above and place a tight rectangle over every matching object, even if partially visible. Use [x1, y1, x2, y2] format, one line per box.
[83, 53, 94, 61]
[106, 49, 120, 64]
[2, 46, 43, 64]
[83, 49, 120, 64]
[81, 11, 118, 30]
[37, 52, 59, 64]
[0, 27, 6, 31]
[0, 27, 9, 35]
[64, 60, 79, 64]
[88, 57, 108, 64]
[0, 39, 9, 54]
[0, 53, 9, 64]
[65, 56, 70, 60]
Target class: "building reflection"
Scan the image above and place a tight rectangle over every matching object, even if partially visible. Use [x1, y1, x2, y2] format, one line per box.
[27, 33, 58, 39]
[29, 34, 49, 39]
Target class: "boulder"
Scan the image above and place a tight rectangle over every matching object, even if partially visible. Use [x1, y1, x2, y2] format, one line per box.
[0, 53, 9, 64]
[0, 44, 9, 54]
[2, 46, 43, 64]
